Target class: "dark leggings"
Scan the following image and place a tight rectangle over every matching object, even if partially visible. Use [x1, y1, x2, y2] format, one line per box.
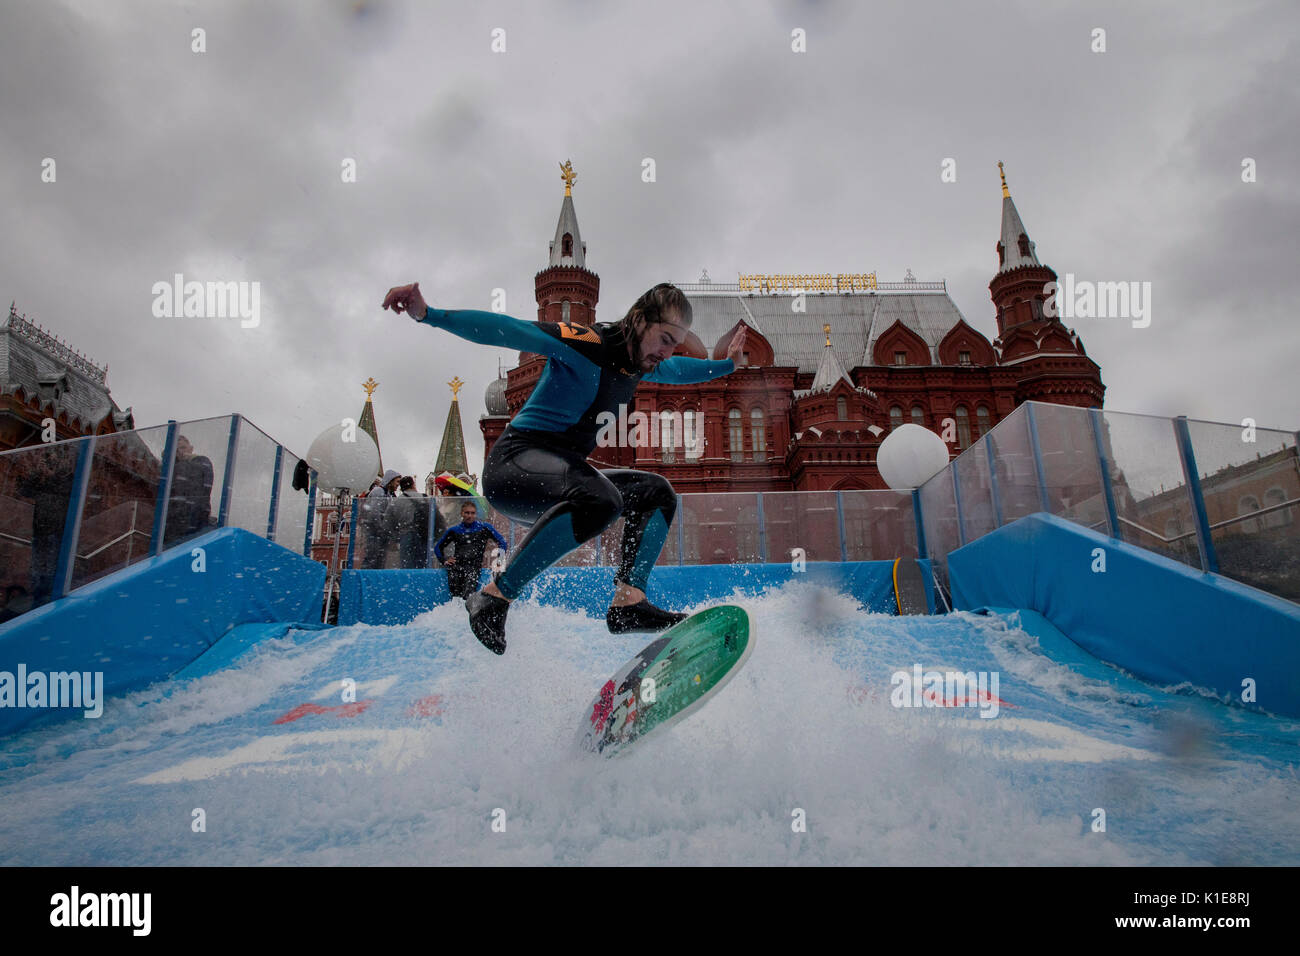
[483, 432, 677, 601]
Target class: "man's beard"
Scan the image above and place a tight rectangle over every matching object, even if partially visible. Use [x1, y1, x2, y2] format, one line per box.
[627, 322, 655, 370]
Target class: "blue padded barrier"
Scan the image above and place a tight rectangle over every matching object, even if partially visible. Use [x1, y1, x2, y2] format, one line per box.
[948, 513, 1300, 718]
[0, 528, 325, 736]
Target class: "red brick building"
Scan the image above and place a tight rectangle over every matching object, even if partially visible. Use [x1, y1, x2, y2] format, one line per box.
[480, 164, 1105, 493]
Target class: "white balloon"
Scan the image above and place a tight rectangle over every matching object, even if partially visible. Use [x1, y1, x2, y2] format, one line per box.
[305, 425, 380, 492]
[876, 423, 950, 489]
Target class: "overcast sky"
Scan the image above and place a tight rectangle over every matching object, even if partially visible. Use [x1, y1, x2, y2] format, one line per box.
[1, 0, 1296, 481]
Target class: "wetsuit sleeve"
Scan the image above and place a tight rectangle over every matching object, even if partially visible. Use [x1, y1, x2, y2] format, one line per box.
[643, 356, 736, 384]
[433, 525, 456, 562]
[486, 523, 508, 551]
[419, 307, 574, 359]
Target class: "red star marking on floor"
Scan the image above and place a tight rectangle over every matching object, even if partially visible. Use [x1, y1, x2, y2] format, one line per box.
[273, 700, 374, 724]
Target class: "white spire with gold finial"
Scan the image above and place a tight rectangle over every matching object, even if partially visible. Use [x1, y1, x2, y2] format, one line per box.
[549, 159, 586, 268]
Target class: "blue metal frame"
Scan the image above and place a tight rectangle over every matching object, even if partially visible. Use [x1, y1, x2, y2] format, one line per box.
[266, 444, 284, 541]
[150, 420, 179, 556]
[52, 437, 95, 600]
[302, 472, 317, 558]
[216, 415, 241, 528]
[425, 499, 437, 569]
[756, 492, 767, 562]
[835, 491, 848, 561]
[1173, 415, 1219, 573]
[951, 457, 967, 548]
[984, 435, 1005, 528]
[1089, 408, 1120, 538]
[677, 495, 685, 565]
[911, 489, 928, 559]
[1025, 402, 1052, 513]
[345, 496, 360, 569]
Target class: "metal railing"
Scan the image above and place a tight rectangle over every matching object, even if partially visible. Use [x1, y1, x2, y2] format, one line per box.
[2, 403, 1296, 625]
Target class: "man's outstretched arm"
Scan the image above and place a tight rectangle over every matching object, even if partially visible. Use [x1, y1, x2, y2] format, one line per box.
[644, 326, 748, 384]
[419, 307, 578, 359]
[643, 356, 736, 384]
[383, 282, 572, 359]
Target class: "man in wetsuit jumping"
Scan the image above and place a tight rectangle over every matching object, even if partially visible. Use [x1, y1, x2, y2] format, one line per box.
[382, 281, 746, 655]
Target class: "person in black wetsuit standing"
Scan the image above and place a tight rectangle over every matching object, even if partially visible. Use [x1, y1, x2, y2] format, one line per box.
[434, 501, 508, 599]
[382, 280, 746, 655]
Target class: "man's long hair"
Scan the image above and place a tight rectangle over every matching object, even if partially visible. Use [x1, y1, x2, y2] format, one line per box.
[618, 283, 693, 343]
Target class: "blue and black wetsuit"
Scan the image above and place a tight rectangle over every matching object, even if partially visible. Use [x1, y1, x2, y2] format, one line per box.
[434, 519, 508, 597]
[418, 307, 734, 601]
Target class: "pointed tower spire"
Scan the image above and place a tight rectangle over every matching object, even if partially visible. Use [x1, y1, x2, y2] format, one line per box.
[358, 377, 383, 474]
[809, 324, 854, 392]
[549, 160, 587, 268]
[996, 162, 1041, 274]
[535, 159, 600, 326]
[434, 376, 470, 478]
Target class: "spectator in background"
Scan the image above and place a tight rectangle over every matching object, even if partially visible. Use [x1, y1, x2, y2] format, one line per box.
[434, 501, 508, 599]
[385, 475, 431, 569]
[359, 469, 401, 569]
[164, 435, 214, 547]
[426, 472, 449, 549]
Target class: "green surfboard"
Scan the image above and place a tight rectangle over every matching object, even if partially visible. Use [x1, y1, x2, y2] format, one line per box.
[577, 605, 753, 757]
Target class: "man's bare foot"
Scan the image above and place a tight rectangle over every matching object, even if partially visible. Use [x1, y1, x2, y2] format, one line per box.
[611, 582, 645, 607]
[483, 580, 510, 602]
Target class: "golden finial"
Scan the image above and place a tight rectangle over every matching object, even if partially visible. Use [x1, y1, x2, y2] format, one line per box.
[559, 159, 577, 197]
[823, 323, 832, 347]
[997, 161, 1009, 199]
[448, 376, 464, 399]
[363, 377, 379, 400]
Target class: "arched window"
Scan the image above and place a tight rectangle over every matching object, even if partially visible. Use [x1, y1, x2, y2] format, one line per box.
[976, 405, 991, 438]
[562, 233, 573, 257]
[751, 408, 765, 456]
[729, 408, 744, 462]
[683, 410, 701, 459]
[1238, 495, 1261, 534]
[890, 406, 903, 431]
[955, 406, 971, 449]
[837, 396, 847, 420]
[660, 410, 676, 463]
[1164, 518, 1182, 541]
[561, 300, 571, 323]
[911, 405, 925, 427]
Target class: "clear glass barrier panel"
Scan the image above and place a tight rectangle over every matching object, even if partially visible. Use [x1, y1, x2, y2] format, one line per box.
[72, 424, 171, 591]
[1097, 410, 1200, 567]
[225, 420, 278, 536]
[163, 417, 231, 551]
[0, 441, 83, 616]
[1186, 421, 1300, 600]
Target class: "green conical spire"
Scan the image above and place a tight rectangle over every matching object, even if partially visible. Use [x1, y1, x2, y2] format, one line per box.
[359, 377, 383, 475]
[434, 377, 469, 477]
